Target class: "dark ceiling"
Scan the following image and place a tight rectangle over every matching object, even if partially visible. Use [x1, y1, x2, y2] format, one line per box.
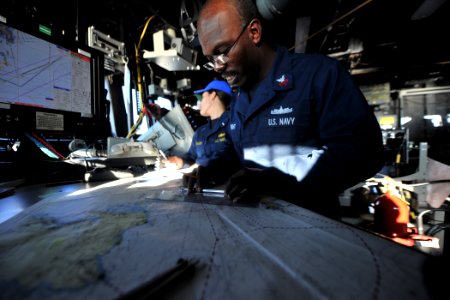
[2, 0, 450, 90]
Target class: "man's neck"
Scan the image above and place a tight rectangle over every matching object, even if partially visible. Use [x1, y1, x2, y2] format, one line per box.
[243, 44, 276, 93]
[259, 44, 276, 82]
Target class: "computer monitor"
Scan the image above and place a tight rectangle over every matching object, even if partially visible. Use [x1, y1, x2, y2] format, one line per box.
[0, 21, 105, 140]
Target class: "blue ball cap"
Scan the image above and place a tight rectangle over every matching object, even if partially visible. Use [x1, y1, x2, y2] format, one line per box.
[194, 79, 232, 96]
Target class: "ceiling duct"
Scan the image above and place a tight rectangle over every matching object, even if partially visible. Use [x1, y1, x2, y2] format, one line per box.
[256, 0, 292, 20]
[411, 0, 447, 20]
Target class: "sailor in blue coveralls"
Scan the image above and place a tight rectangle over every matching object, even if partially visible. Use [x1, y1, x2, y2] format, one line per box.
[196, 0, 385, 218]
[165, 80, 241, 189]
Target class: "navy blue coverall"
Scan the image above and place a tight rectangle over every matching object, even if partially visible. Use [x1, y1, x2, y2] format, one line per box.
[183, 111, 241, 184]
[228, 46, 384, 216]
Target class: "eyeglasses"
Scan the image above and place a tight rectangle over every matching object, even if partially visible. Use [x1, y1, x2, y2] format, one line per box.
[203, 21, 251, 71]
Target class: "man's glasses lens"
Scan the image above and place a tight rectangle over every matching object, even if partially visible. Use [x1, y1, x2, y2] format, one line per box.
[203, 62, 215, 70]
[202, 21, 250, 70]
[203, 54, 228, 70]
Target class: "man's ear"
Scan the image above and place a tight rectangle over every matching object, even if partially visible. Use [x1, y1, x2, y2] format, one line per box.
[248, 19, 262, 45]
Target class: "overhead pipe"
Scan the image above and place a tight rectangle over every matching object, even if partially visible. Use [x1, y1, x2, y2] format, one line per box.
[256, 0, 292, 20]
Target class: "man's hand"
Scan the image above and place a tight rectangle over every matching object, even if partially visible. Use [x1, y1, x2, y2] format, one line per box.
[182, 167, 200, 193]
[182, 166, 215, 194]
[225, 168, 264, 203]
[225, 167, 299, 203]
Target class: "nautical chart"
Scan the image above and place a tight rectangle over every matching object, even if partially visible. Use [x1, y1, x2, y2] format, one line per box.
[0, 169, 433, 300]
